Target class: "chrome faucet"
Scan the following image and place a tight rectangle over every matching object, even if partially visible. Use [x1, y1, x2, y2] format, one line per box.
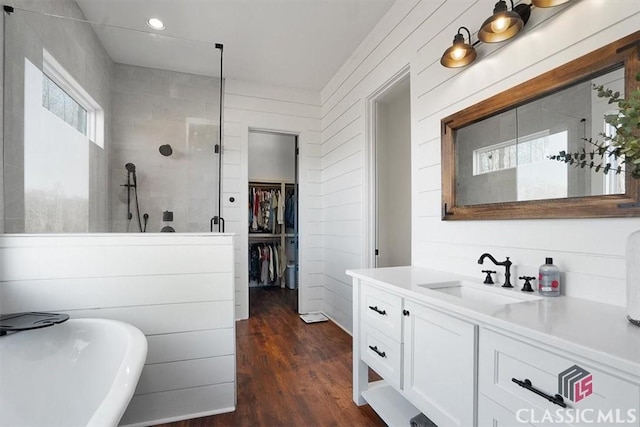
[478, 253, 513, 288]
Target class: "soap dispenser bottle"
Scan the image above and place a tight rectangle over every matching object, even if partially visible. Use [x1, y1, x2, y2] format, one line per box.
[538, 257, 560, 297]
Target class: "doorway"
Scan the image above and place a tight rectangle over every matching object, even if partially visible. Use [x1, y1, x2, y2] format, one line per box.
[247, 130, 299, 312]
[368, 71, 411, 268]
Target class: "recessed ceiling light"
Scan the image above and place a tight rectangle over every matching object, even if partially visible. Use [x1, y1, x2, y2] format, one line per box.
[146, 18, 165, 30]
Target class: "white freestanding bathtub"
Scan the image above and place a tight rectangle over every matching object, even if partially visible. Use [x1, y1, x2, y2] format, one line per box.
[0, 318, 147, 427]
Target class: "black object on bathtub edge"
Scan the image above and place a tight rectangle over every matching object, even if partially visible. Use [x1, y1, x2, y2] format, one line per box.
[0, 312, 70, 335]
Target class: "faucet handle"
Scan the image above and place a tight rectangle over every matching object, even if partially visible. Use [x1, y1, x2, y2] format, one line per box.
[482, 270, 496, 285]
[518, 276, 536, 292]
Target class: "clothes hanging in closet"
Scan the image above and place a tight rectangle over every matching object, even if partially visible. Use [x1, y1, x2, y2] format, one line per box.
[284, 189, 295, 228]
[249, 186, 294, 233]
[248, 241, 287, 286]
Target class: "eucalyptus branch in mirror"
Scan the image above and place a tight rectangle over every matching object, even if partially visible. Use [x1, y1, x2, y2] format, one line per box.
[549, 72, 640, 179]
[548, 139, 624, 175]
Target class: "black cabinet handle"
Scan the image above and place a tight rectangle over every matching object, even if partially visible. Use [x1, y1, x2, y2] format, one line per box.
[368, 305, 387, 315]
[512, 378, 567, 408]
[368, 345, 386, 358]
[402, 309, 410, 316]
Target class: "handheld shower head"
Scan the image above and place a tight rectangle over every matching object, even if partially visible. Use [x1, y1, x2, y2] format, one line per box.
[125, 162, 137, 187]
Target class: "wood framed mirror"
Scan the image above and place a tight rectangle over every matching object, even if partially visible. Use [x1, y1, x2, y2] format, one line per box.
[441, 31, 640, 220]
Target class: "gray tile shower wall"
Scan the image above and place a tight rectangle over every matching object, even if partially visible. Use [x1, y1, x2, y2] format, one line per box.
[2, 0, 113, 232]
[109, 64, 221, 233]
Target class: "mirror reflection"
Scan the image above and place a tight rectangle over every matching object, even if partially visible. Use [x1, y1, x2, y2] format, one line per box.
[455, 67, 624, 206]
[3, 6, 223, 233]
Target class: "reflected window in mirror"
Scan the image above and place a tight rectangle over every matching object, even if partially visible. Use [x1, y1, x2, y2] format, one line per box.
[455, 67, 624, 206]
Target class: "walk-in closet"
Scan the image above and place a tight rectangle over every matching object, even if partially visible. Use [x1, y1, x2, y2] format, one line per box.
[248, 130, 298, 299]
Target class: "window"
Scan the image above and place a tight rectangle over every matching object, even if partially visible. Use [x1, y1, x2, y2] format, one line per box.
[41, 49, 104, 147]
[42, 74, 88, 135]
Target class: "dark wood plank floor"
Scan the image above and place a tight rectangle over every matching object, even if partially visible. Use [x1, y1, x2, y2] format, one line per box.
[156, 287, 385, 427]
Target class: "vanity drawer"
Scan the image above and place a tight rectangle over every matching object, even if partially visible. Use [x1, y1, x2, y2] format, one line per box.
[479, 328, 640, 425]
[360, 323, 402, 390]
[360, 282, 402, 340]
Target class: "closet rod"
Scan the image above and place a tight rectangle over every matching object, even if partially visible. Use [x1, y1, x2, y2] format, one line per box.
[250, 181, 293, 186]
[249, 234, 281, 240]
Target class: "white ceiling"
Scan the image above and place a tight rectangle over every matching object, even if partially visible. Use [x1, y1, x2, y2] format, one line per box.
[74, 0, 395, 91]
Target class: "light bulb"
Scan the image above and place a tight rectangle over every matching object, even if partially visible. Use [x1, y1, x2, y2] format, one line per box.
[491, 16, 509, 33]
[451, 47, 466, 61]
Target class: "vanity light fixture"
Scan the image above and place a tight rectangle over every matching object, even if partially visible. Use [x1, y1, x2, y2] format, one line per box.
[440, 27, 477, 68]
[478, 0, 524, 43]
[441, 0, 573, 69]
[146, 18, 165, 30]
[532, 0, 571, 7]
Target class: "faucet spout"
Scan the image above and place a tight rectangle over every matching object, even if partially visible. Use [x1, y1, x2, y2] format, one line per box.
[478, 253, 513, 288]
[478, 253, 499, 265]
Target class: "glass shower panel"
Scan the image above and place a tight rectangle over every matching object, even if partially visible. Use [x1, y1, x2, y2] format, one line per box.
[2, 6, 223, 233]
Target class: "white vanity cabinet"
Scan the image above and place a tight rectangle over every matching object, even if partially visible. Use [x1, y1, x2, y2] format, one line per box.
[403, 300, 476, 427]
[360, 281, 404, 389]
[478, 328, 640, 427]
[353, 280, 477, 427]
[349, 267, 640, 427]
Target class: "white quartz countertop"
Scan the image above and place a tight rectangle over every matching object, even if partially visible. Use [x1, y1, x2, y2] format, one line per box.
[347, 266, 640, 378]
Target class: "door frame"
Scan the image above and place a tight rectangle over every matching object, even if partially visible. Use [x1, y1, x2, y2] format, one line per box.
[245, 128, 300, 314]
[364, 65, 410, 269]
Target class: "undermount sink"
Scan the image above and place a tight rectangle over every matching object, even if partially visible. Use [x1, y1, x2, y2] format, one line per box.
[0, 318, 147, 427]
[421, 280, 542, 306]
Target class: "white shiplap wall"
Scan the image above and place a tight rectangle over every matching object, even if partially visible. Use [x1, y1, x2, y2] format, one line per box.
[0, 233, 236, 426]
[320, 0, 640, 333]
[222, 79, 323, 319]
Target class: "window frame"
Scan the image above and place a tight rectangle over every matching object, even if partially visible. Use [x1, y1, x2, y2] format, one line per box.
[42, 49, 104, 148]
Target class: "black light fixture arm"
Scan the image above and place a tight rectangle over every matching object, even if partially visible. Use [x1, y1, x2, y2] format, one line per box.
[458, 26, 472, 44]
[493, 0, 516, 12]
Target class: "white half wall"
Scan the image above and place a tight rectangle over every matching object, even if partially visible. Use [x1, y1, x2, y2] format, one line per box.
[0, 233, 236, 426]
[222, 79, 322, 319]
[319, 0, 640, 333]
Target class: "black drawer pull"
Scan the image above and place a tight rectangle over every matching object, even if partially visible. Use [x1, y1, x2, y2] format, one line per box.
[403, 309, 410, 316]
[512, 378, 567, 408]
[368, 305, 387, 315]
[368, 345, 386, 358]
